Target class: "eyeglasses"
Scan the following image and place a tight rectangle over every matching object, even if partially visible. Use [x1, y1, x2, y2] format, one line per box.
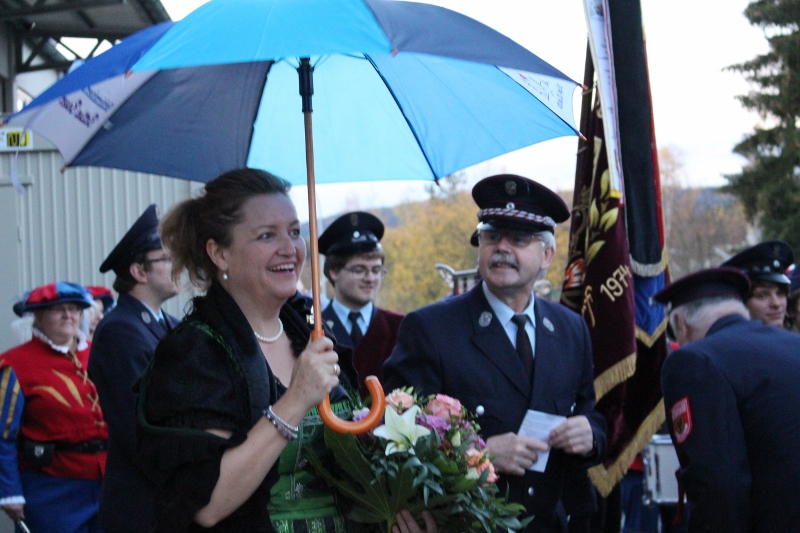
[342, 265, 388, 278]
[479, 230, 543, 248]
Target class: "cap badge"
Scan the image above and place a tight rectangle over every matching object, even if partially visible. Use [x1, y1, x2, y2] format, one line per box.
[543, 317, 554, 332]
[349, 213, 359, 226]
[504, 180, 517, 196]
[479, 311, 492, 327]
[774, 260, 780, 268]
[141, 312, 152, 324]
[506, 202, 515, 210]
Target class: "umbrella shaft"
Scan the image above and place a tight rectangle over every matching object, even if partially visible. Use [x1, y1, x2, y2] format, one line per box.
[303, 108, 324, 339]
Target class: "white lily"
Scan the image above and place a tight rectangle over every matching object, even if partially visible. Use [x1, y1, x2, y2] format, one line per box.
[373, 405, 431, 455]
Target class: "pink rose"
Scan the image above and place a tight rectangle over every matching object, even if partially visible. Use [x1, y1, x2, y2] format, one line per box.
[386, 390, 415, 414]
[425, 394, 463, 421]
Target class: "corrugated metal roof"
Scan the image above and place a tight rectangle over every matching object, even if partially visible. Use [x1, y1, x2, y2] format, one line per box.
[4, 0, 170, 41]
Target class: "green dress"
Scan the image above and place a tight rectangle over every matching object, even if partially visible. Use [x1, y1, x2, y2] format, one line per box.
[269, 399, 354, 533]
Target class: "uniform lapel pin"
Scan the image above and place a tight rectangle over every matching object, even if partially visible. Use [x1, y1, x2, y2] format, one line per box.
[326, 320, 335, 329]
[543, 317, 554, 332]
[479, 312, 492, 327]
[141, 312, 152, 324]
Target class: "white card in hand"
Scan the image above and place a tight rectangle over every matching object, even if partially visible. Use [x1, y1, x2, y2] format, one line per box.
[517, 410, 566, 472]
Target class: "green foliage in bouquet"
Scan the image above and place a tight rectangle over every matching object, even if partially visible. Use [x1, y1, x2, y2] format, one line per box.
[305, 388, 531, 533]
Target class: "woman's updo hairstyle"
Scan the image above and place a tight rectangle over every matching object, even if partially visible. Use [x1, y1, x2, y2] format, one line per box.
[160, 168, 292, 290]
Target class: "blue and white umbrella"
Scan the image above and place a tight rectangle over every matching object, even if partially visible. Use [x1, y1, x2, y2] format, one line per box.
[6, 0, 581, 185]
[5, 0, 582, 430]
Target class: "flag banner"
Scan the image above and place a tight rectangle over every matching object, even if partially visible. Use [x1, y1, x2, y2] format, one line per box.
[582, 0, 623, 196]
[569, 0, 669, 496]
[561, 95, 637, 402]
[608, 0, 664, 273]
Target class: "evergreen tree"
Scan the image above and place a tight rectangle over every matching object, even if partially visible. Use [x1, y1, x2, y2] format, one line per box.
[724, 0, 800, 253]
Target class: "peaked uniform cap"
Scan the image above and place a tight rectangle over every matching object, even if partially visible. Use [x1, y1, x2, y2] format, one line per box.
[652, 267, 751, 311]
[100, 204, 163, 274]
[14, 282, 94, 316]
[470, 174, 569, 246]
[721, 240, 794, 286]
[318, 211, 384, 256]
[789, 265, 800, 293]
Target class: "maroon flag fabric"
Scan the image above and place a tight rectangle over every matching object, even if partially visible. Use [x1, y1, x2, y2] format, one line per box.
[561, 95, 637, 402]
[564, 0, 669, 496]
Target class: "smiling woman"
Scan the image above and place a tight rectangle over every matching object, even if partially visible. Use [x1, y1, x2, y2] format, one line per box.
[134, 168, 346, 532]
[135, 168, 437, 533]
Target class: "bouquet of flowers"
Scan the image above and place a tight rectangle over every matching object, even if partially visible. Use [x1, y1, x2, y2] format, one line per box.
[306, 388, 530, 533]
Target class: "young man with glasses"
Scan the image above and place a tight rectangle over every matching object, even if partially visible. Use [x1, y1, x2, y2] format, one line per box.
[318, 211, 403, 398]
[87, 204, 179, 533]
[384, 175, 607, 533]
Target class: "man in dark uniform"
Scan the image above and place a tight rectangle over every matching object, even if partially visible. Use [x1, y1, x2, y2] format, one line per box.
[654, 267, 800, 531]
[384, 175, 606, 533]
[721, 240, 794, 328]
[319, 211, 403, 397]
[87, 204, 180, 533]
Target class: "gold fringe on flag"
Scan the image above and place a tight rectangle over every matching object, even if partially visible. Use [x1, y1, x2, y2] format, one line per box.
[593, 352, 636, 401]
[589, 398, 666, 497]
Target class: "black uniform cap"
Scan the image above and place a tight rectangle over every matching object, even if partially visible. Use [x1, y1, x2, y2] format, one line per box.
[470, 174, 570, 246]
[318, 211, 384, 256]
[99, 204, 163, 274]
[652, 267, 751, 311]
[720, 240, 794, 286]
[789, 266, 800, 293]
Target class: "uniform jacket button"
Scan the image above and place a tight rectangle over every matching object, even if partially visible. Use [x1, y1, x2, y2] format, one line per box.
[527, 487, 534, 497]
[475, 405, 485, 415]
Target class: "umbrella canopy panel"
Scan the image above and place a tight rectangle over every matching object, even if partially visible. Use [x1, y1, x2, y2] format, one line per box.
[6, 0, 582, 185]
[250, 53, 576, 185]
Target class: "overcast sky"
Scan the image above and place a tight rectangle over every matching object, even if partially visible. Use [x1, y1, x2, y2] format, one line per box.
[158, 0, 768, 221]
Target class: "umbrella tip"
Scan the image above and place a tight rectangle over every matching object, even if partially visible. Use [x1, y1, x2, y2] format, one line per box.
[125, 70, 133, 78]
[391, 48, 398, 56]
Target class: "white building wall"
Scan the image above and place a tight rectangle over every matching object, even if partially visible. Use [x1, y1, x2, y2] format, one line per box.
[0, 146, 203, 352]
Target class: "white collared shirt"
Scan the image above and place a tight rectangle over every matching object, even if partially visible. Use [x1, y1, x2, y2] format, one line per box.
[331, 298, 373, 336]
[482, 283, 536, 356]
[140, 301, 164, 324]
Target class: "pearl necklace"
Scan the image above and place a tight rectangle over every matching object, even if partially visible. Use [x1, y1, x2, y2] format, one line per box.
[254, 319, 284, 343]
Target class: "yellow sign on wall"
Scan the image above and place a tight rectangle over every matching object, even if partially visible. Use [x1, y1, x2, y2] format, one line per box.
[0, 128, 32, 151]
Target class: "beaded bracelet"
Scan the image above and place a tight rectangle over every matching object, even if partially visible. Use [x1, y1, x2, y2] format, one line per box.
[264, 405, 299, 441]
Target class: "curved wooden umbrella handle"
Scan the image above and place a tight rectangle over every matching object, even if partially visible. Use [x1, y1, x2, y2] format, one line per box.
[319, 375, 386, 434]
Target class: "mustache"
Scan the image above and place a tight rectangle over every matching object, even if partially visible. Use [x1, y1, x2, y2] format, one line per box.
[488, 253, 519, 269]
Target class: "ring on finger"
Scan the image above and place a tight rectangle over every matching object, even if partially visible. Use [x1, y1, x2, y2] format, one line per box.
[333, 363, 340, 376]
